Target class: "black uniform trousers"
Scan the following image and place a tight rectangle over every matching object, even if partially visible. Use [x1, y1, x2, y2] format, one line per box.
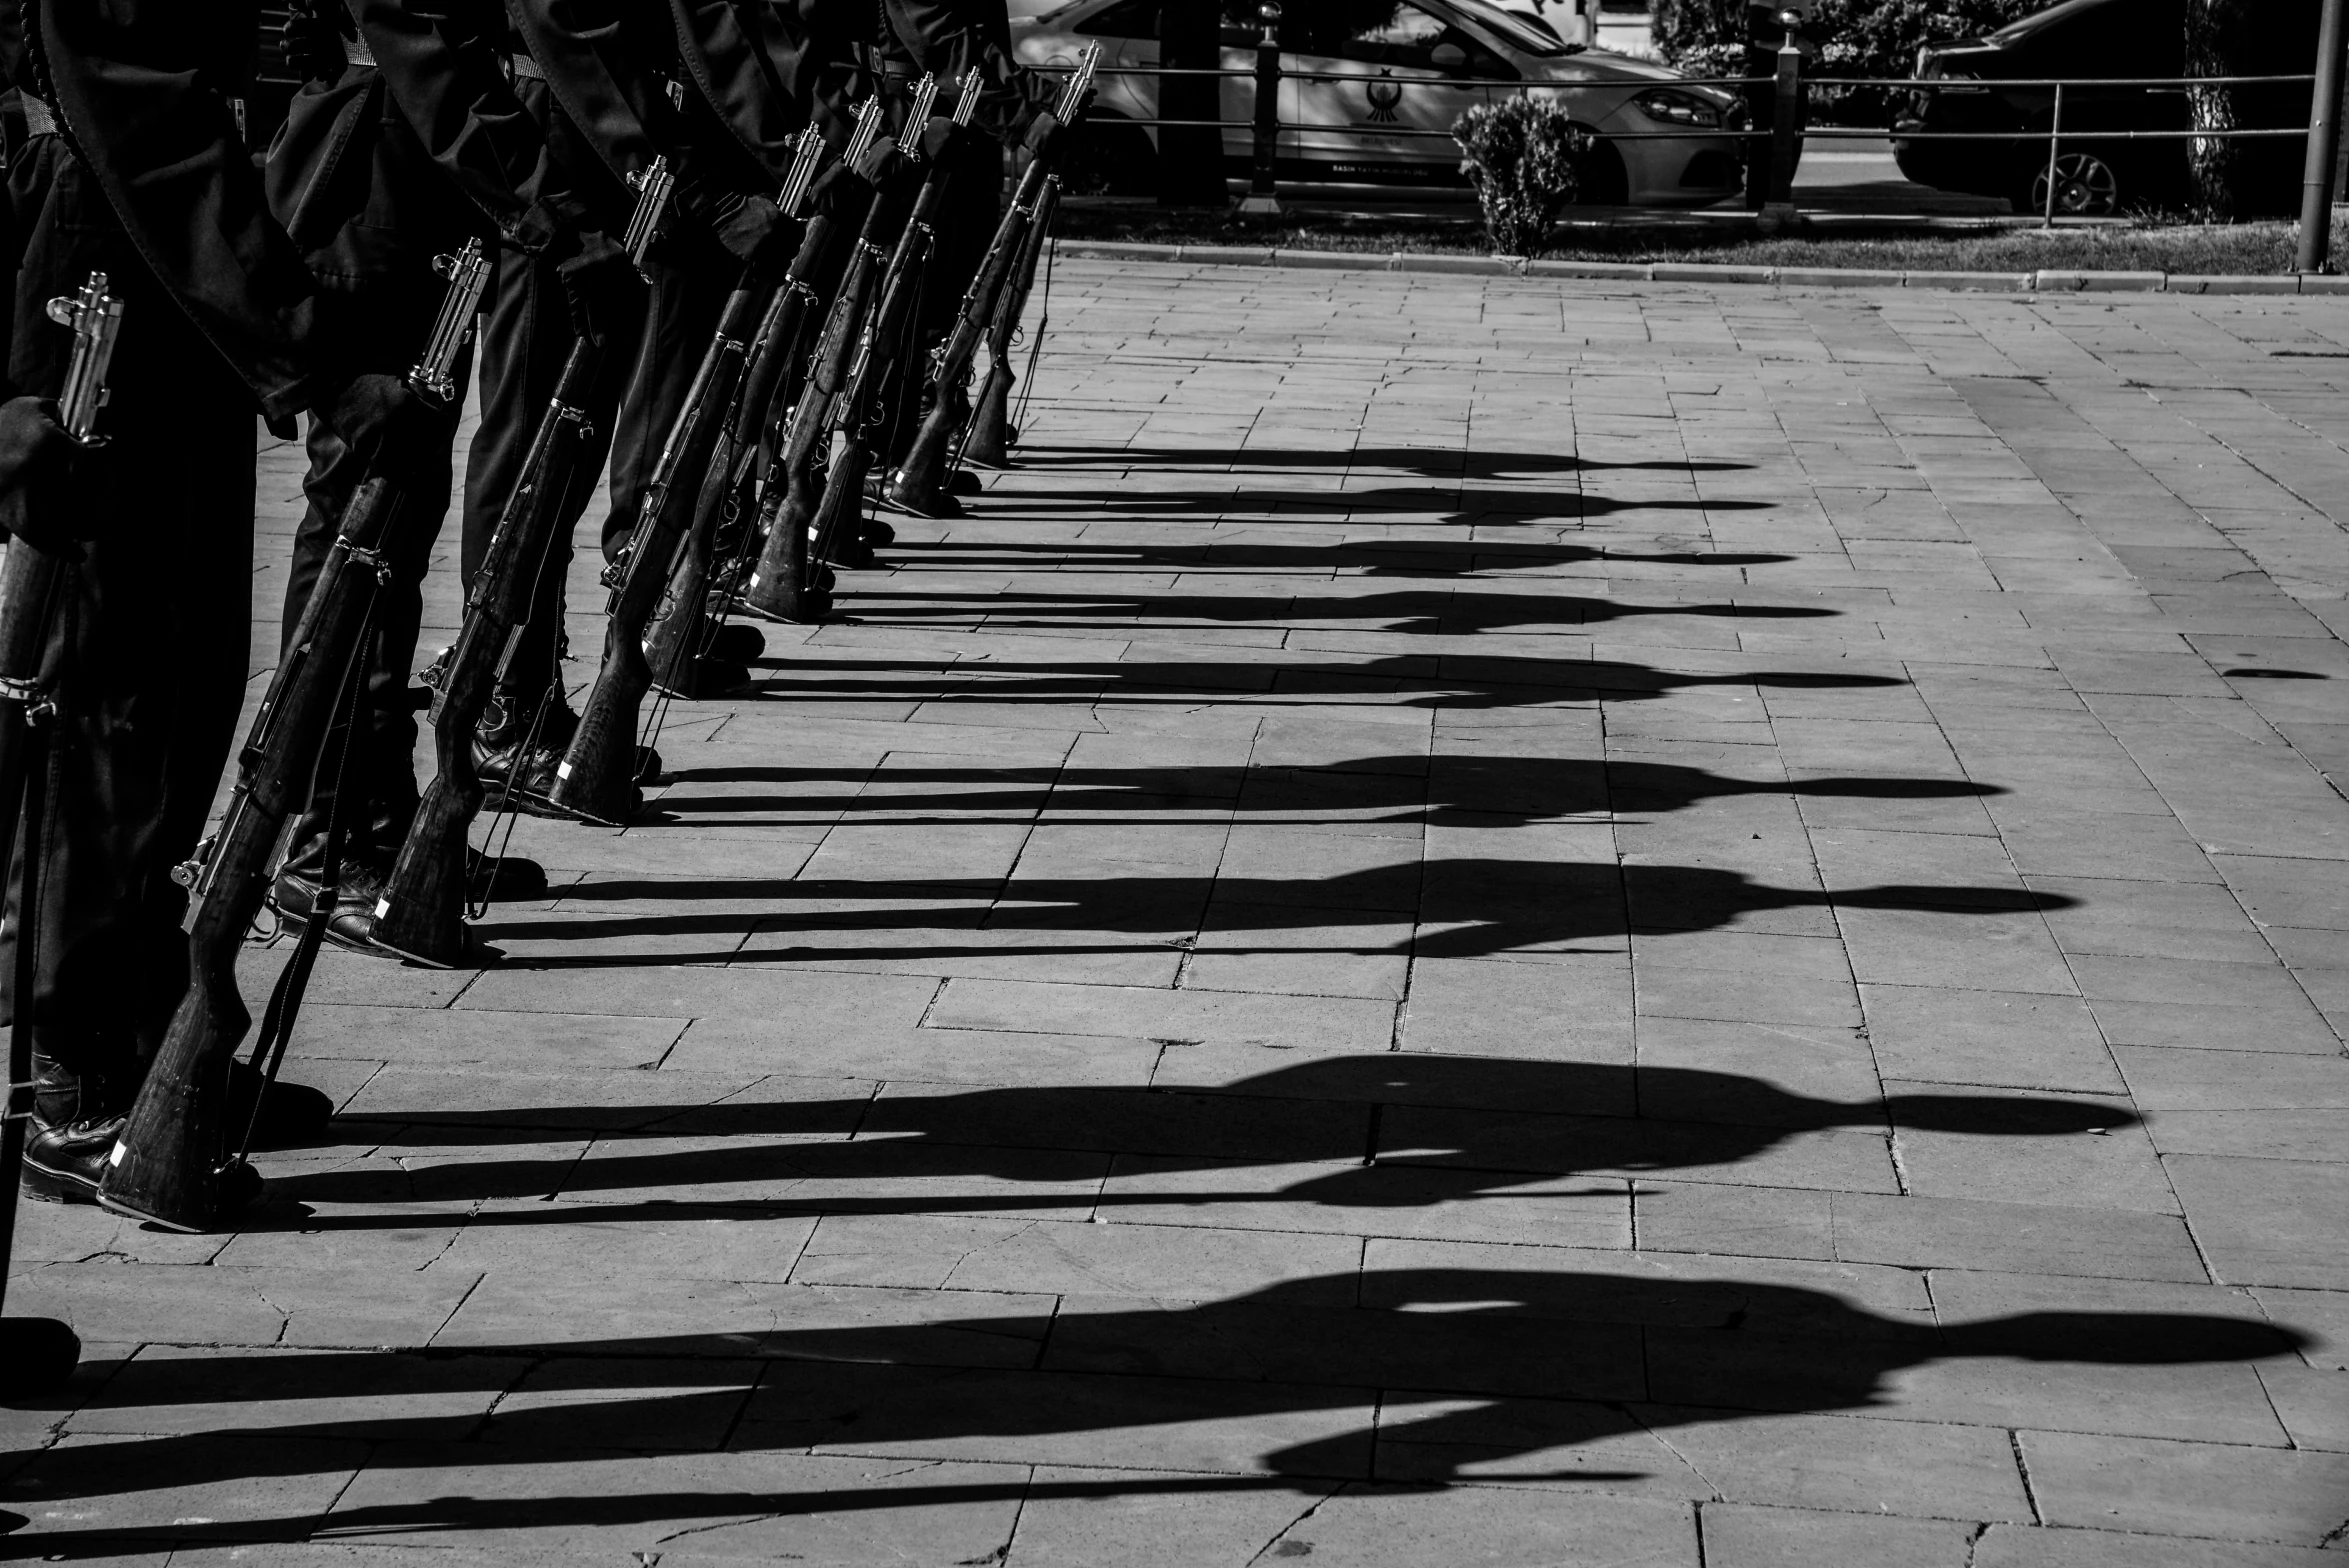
[277, 301, 464, 888]
[459, 232, 639, 702]
[603, 233, 733, 563]
[886, 134, 1001, 462]
[459, 72, 639, 702]
[1, 133, 256, 1099]
[270, 60, 481, 891]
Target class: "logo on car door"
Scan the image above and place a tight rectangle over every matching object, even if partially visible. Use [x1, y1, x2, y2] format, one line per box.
[1364, 71, 1402, 123]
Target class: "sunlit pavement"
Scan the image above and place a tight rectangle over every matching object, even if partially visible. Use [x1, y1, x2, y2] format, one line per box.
[7, 263, 2348, 1563]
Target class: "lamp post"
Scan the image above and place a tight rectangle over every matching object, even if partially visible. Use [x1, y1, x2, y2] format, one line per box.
[1239, 1, 1283, 215]
[1760, 4, 1803, 228]
[2296, 0, 2349, 270]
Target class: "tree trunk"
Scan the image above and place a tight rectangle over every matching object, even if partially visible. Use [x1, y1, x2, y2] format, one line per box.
[2186, 0, 2252, 216]
[1158, 0, 1229, 206]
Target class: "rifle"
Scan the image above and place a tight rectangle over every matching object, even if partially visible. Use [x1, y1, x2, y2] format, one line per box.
[884, 45, 1097, 519]
[96, 241, 489, 1234]
[739, 74, 956, 625]
[793, 71, 990, 612]
[959, 172, 1060, 472]
[547, 98, 892, 829]
[0, 273, 118, 1390]
[639, 114, 849, 701]
[623, 155, 676, 278]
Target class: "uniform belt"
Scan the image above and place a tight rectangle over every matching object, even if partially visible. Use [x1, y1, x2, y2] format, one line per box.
[341, 33, 542, 80]
[21, 93, 56, 139]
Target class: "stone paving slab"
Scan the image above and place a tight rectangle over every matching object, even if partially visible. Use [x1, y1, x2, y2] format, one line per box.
[8, 264, 2349, 1561]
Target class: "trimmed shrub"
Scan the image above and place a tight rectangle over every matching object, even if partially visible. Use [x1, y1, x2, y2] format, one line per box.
[1454, 96, 1592, 257]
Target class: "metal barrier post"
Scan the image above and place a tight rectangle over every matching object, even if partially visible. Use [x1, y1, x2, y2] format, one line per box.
[1764, 10, 1802, 222]
[1239, 2, 1283, 215]
[2042, 81, 2065, 228]
[2297, 0, 2349, 270]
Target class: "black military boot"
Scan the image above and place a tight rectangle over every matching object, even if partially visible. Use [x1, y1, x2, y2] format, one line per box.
[473, 688, 578, 819]
[270, 857, 394, 955]
[21, 1044, 125, 1205]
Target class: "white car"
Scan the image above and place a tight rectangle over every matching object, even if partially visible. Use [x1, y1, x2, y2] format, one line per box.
[1014, 0, 1740, 206]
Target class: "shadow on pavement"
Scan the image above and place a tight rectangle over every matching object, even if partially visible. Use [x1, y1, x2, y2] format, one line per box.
[0, 1270, 2302, 1551]
[473, 860, 2070, 966]
[271, 1052, 2119, 1211]
[645, 755, 1999, 829]
[981, 484, 1774, 528]
[730, 652, 1907, 712]
[856, 584, 1834, 632]
[1009, 444, 1760, 479]
[888, 538, 1796, 574]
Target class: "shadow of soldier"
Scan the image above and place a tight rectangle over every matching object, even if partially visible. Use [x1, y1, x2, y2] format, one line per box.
[472, 859, 2070, 967]
[644, 754, 1997, 833]
[859, 583, 1836, 634]
[1008, 443, 1754, 479]
[0, 1270, 2304, 1550]
[727, 650, 1907, 713]
[884, 536, 1795, 576]
[266, 1053, 2122, 1219]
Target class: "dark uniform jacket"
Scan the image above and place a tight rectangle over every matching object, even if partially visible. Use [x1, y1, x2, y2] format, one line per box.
[509, 0, 772, 241]
[3, 0, 320, 421]
[868, 0, 1055, 147]
[268, 0, 611, 326]
[669, 0, 856, 179]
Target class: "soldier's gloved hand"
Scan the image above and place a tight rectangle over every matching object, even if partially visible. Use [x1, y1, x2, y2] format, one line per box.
[556, 229, 641, 347]
[1022, 110, 1069, 164]
[707, 192, 796, 268]
[0, 397, 87, 561]
[853, 136, 901, 187]
[319, 373, 447, 483]
[920, 116, 961, 163]
[805, 142, 896, 218]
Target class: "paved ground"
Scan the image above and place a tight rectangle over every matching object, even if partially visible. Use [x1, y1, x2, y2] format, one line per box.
[7, 262, 2349, 1563]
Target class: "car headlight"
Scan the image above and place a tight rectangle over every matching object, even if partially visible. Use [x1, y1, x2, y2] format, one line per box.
[1632, 89, 1722, 127]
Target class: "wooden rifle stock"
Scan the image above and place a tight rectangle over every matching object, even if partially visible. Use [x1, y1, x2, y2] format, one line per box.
[98, 478, 405, 1231]
[368, 340, 604, 967]
[740, 171, 919, 622]
[962, 175, 1060, 471]
[548, 275, 773, 826]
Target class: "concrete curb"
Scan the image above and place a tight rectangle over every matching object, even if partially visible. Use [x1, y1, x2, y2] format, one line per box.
[1050, 239, 2348, 296]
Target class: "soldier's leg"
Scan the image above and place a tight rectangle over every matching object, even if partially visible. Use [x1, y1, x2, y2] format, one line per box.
[17, 355, 256, 1199]
[460, 241, 635, 797]
[601, 239, 731, 562]
[271, 328, 461, 943]
[884, 136, 1005, 471]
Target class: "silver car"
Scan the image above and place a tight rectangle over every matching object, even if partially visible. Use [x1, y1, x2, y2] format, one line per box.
[1014, 0, 1742, 206]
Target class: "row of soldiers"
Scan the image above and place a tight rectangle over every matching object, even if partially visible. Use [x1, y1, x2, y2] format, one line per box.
[0, 0, 1081, 1227]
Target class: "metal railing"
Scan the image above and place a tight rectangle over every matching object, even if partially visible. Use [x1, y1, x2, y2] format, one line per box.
[1035, 11, 2349, 265]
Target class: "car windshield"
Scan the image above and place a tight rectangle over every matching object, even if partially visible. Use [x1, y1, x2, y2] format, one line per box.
[1437, 0, 1569, 56]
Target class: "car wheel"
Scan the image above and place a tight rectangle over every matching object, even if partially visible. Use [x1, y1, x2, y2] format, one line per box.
[1576, 134, 1629, 206]
[1060, 112, 1157, 198]
[2024, 151, 2121, 218]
